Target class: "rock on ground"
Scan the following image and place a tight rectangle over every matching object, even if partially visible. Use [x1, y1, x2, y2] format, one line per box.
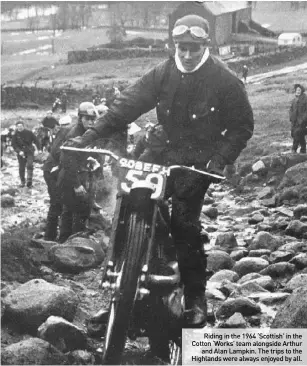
[232, 257, 269, 277]
[38, 316, 87, 352]
[214, 232, 238, 253]
[248, 231, 283, 251]
[49, 237, 106, 273]
[207, 250, 234, 272]
[1, 337, 67, 365]
[2, 279, 78, 331]
[216, 297, 261, 319]
[271, 286, 307, 328]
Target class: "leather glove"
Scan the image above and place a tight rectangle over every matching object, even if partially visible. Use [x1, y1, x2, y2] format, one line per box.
[74, 185, 87, 197]
[68, 129, 100, 148]
[206, 154, 227, 176]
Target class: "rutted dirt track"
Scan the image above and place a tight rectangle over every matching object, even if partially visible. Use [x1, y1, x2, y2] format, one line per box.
[1, 59, 307, 364]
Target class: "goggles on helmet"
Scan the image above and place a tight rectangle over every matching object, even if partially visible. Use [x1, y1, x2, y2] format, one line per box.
[172, 25, 209, 40]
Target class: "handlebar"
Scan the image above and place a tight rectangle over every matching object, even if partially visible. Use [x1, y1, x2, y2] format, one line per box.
[60, 146, 225, 182]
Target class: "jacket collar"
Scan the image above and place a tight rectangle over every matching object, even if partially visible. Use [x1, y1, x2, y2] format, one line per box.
[175, 47, 210, 74]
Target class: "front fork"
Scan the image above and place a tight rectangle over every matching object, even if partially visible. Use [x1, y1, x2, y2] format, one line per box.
[100, 190, 157, 301]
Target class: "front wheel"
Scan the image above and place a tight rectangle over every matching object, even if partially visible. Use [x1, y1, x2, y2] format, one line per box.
[102, 211, 147, 365]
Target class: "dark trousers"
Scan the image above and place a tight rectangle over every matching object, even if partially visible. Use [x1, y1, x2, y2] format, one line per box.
[17, 152, 34, 185]
[168, 172, 210, 288]
[292, 127, 306, 153]
[58, 204, 88, 243]
[44, 171, 62, 241]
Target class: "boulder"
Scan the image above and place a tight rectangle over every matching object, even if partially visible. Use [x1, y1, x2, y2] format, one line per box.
[216, 297, 261, 319]
[1, 338, 67, 365]
[239, 281, 268, 297]
[230, 249, 248, 261]
[248, 231, 283, 251]
[38, 316, 87, 352]
[67, 350, 95, 365]
[232, 257, 269, 277]
[252, 160, 266, 174]
[278, 241, 307, 253]
[238, 273, 262, 284]
[248, 249, 272, 257]
[202, 206, 219, 219]
[279, 188, 299, 203]
[2, 279, 78, 330]
[285, 220, 307, 239]
[271, 285, 307, 328]
[293, 205, 307, 220]
[239, 275, 275, 291]
[261, 197, 276, 208]
[207, 250, 234, 272]
[269, 250, 294, 263]
[248, 213, 265, 225]
[220, 312, 247, 328]
[248, 292, 289, 305]
[289, 253, 307, 269]
[49, 237, 105, 273]
[257, 187, 274, 200]
[209, 270, 239, 283]
[284, 274, 307, 292]
[260, 262, 296, 278]
[279, 161, 307, 189]
[214, 232, 238, 253]
[1, 194, 15, 208]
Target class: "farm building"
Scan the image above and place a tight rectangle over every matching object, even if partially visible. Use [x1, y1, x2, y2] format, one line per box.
[277, 33, 304, 47]
[169, 1, 252, 47]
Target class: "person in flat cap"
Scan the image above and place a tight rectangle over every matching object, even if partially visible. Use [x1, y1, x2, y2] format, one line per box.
[67, 13, 254, 342]
[290, 84, 307, 153]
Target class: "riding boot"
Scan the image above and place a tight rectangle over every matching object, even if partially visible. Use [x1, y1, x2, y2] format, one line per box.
[184, 283, 207, 328]
[175, 241, 207, 328]
[27, 167, 33, 188]
[44, 211, 59, 241]
[58, 206, 73, 243]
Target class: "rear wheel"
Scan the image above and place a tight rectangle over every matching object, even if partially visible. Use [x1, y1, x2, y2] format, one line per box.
[102, 211, 147, 365]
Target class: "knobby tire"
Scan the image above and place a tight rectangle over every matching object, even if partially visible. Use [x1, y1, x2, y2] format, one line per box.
[102, 211, 147, 365]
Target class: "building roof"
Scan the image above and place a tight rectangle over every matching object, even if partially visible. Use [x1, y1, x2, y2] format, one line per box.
[203, 1, 249, 16]
[278, 32, 302, 40]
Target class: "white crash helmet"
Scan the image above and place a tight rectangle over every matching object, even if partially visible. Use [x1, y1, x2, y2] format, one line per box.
[78, 102, 98, 119]
[96, 103, 109, 115]
[59, 115, 72, 126]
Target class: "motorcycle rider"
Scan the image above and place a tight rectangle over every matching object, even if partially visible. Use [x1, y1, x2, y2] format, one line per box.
[42, 115, 72, 241]
[57, 102, 100, 243]
[41, 110, 59, 130]
[12, 121, 40, 188]
[68, 15, 254, 328]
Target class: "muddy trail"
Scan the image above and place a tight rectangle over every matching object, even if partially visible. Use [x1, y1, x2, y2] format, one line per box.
[1, 148, 307, 365]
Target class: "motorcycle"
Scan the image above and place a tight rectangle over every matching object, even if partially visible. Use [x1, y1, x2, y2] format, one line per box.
[61, 146, 224, 365]
[52, 98, 62, 113]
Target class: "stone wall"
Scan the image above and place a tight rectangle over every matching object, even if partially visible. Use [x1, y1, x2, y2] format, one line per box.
[67, 47, 168, 64]
[2, 46, 307, 109]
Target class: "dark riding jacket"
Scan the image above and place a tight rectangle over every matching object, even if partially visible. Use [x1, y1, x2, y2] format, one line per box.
[12, 129, 39, 155]
[289, 93, 307, 131]
[89, 55, 254, 166]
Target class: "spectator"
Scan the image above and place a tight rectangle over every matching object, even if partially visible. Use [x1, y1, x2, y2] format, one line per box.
[11, 121, 39, 188]
[60, 92, 68, 113]
[290, 83, 307, 154]
[242, 64, 249, 83]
